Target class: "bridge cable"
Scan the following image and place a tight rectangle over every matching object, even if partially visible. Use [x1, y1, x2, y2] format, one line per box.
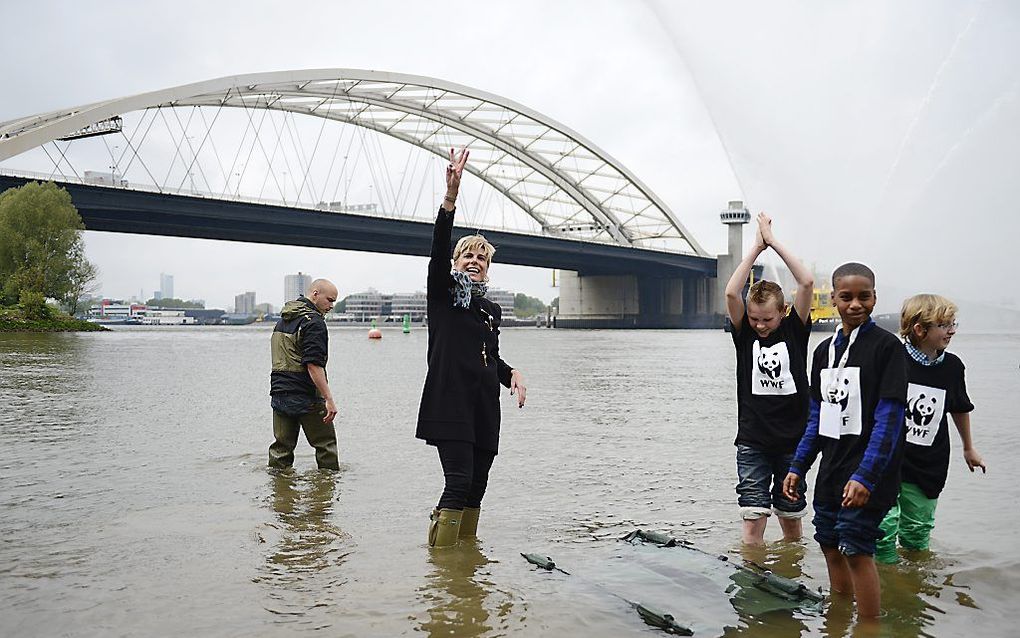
[172, 104, 225, 193]
[234, 90, 277, 199]
[245, 99, 288, 203]
[197, 104, 231, 192]
[156, 106, 192, 192]
[219, 87, 254, 198]
[117, 108, 163, 192]
[257, 108, 290, 202]
[296, 79, 342, 204]
[170, 105, 215, 192]
[282, 109, 314, 204]
[116, 128, 161, 192]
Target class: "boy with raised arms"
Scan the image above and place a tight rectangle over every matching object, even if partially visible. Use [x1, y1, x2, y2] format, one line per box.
[875, 294, 986, 564]
[783, 262, 908, 621]
[725, 212, 814, 545]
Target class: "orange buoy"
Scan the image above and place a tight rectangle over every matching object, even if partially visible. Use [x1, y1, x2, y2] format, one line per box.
[368, 319, 382, 339]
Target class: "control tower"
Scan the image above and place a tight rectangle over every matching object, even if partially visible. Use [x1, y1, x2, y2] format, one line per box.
[716, 200, 752, 316]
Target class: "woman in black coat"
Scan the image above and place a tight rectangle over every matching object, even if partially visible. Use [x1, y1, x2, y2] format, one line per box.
[417, 148, 527, 548]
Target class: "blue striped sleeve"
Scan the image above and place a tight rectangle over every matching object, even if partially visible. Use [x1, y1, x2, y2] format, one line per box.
[850, 398, 905, 491]
[789, 398, 821, 476]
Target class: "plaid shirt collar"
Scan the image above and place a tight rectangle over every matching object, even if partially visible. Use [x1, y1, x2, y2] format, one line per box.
[903, 339, 944, 366]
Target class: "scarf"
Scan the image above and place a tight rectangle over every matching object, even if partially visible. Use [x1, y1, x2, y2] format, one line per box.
[450, 269, 488, 308]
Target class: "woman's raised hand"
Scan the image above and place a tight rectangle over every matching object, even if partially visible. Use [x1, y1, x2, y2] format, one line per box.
[446, 147, 470, 193]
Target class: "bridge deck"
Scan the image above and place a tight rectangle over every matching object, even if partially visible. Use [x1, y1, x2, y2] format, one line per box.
[0, 175, 716, 277]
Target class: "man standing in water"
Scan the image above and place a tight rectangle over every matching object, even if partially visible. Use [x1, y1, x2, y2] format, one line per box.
[268, 279, 340, 470]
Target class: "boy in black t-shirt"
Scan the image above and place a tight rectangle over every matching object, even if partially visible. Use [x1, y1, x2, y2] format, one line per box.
[783, 262, 908, 621]
[875, 294, 986, 564]
[725, 212, 815, 545]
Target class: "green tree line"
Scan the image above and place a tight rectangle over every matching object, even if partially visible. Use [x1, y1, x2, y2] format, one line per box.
[0, 182, 99, 315]
[146, 297, 205, 309]
[513, 293, 551, 317]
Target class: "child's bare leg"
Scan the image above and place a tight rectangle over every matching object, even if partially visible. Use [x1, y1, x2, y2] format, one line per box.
[846, 553, 881, 620]
[778, 515, 802, 541]
[821, 545, 853, 595]
[742, 517, 768, 545]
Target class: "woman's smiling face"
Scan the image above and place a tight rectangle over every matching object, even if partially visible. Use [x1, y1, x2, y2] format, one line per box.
[454, 248, 490, 282]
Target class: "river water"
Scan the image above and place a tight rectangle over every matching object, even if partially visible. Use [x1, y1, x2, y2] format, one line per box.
[1, 325, 1017, 637]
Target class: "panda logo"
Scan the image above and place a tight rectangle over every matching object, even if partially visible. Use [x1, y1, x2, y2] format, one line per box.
[756, 345, 783, 380]
[906, 393, 938, 427]
[827, 378, 851, 411]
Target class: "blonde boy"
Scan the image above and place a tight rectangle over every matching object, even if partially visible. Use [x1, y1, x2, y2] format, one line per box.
[875, 294, 986, 563]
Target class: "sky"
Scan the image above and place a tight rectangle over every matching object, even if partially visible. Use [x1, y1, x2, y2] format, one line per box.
[1, 1, 1017, 314]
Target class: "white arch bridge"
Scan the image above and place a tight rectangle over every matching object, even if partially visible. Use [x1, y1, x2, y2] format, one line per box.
[0, 69, 735, 327]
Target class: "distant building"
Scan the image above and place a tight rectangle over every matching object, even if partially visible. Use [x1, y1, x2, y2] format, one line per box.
[143, 310, 196, 325]
[234, 291, 257, 315]
[284, 272, 312, 304]
[89, 301, 146, 319]
[255, 302, 275, 316]
[487, 288, 516, 318]
[153, 291, 163, 300]
[346, 289, 389, 320]
[159, 273, 174, 300]
[391, 291, 427, 321]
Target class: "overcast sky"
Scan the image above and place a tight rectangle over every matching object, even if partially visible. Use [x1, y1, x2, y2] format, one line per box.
[1, 1, 1016, 313]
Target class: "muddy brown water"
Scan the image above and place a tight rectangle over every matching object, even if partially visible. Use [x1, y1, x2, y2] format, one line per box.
[2, 326, 1017, 637]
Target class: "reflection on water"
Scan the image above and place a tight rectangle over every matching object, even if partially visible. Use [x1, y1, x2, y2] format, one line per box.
[419, 540, 498, 637]
[1, 327, 1015, 636]
[255, 469, 350, 627]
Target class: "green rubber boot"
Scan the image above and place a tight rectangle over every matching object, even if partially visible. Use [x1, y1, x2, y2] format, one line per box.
[428, 508, 463, 548]
[460, 507, 480, 538]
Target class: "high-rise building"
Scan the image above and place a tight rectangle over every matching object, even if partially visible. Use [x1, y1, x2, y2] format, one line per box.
[159, 273, 174, 300]
[234, 291, 257, 315]
[284, 272, 312, 304]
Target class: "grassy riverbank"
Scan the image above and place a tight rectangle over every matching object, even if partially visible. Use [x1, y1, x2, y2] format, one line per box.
[0, 307, 107, 332]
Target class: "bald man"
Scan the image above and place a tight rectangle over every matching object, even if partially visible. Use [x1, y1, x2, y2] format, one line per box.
[269, 279, 340, 470]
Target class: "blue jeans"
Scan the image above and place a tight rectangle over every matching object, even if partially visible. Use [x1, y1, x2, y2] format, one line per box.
[735, 444, 807, 519]
[812, 501, 888, 556]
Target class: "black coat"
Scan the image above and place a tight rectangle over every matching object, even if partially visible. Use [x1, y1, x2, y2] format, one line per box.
[415, 206, 514, 452]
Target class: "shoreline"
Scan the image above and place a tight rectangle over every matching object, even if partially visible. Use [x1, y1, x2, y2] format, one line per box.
[0, 312, 109, 333]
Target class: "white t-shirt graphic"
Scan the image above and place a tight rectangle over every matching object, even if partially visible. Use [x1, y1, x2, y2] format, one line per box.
[819, 367, 862, 439]
[904, 383, 946, 447]
[751, 341, 797, 396]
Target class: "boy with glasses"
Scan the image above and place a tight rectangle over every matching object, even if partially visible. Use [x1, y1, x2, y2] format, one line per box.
[875, 294, 986, 564]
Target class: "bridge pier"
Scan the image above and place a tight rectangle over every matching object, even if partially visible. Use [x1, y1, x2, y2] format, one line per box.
[555, 271, 720, 328]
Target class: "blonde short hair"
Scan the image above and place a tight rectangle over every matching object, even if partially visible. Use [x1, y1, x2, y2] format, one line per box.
[746, 280, 785, 312]
[453, 233, 495, 266]
[900, 293, 957, 345]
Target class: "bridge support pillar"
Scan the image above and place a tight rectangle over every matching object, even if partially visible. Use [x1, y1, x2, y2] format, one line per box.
[555, 271, 721, 328]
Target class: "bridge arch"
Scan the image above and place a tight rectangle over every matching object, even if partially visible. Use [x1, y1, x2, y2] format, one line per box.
[0, 69, 706, 255]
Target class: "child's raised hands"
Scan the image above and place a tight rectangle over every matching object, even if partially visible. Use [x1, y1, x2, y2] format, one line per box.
[757, 212, 774, 246]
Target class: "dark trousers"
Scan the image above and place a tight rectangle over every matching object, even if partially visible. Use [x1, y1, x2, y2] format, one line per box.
[269, 401, 339, 470]
[435, 441, 496, 510]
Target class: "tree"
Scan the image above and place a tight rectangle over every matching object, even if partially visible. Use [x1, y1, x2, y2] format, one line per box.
[513, 292, 549, 317]
[146, 297, 204, 309]
[62, 242, 100, 316]
[0, 181, 97, 306]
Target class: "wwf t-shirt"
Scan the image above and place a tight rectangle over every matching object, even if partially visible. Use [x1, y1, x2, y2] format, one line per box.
[731, 306, 812, 454]
[902, 352, 974, 499]
[810, 323, 909, 511]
